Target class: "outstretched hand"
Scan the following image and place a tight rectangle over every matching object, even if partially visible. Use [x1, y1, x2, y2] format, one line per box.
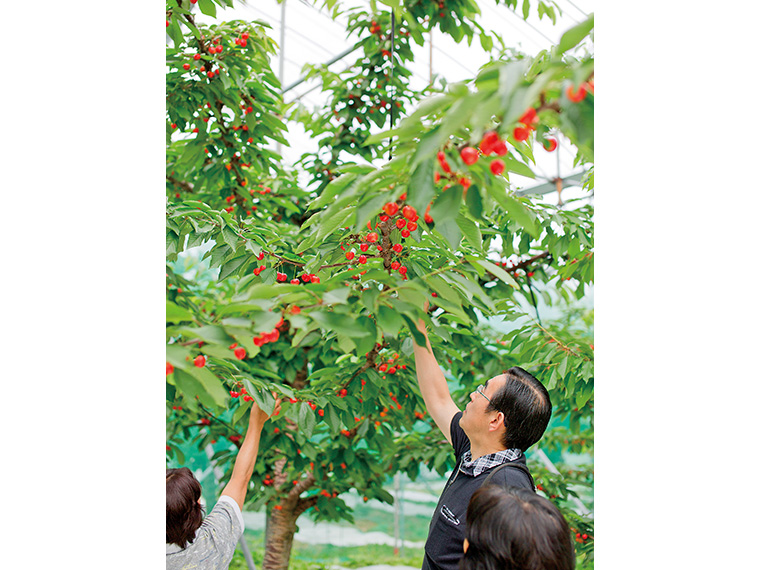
[250, 393, 282, 424]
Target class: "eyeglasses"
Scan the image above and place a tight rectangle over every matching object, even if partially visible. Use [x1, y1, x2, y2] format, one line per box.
[475, 384, 491, 403]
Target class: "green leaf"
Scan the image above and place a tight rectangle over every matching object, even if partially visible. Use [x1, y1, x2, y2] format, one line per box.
[173, 369, 216, 409]
[376, 305, 405, 337]
[218, 255, 248, 282]
[251, 388, 275, 416]
[479, 32, 493, 52]
[429, 184, 463, 224]
[323, 287, 351, 305]
[167, 301, 195, 324]
[221, 225, 239, 250]
[198, 0, 217, 18]
[316, 207, 354, 241]
[472, 258, 518, 288]
[186, 366, 229, 407]
[308, 173, 358, 211]
[325, 403, 342, 434]
[456, 215, 483, 251]
[557, 14, 594, 56]
[407, 157, 436, 215]
[434, 218, 462, 251]
[310, 311, 372, 338]
[503, 155, 536, 179]
[465, 184, 483, 220]
[298, 402, 317, 438]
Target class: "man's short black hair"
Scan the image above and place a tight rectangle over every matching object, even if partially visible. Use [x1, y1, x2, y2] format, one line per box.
[486, 366, 551, 451]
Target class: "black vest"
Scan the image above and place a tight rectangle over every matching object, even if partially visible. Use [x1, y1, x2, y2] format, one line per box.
[421, 411, 534, 570]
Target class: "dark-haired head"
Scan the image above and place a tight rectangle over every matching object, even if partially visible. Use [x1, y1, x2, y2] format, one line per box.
[167, 467, 204, 548]
[461, 485, 574, 570]
[487, 367, 551, 451]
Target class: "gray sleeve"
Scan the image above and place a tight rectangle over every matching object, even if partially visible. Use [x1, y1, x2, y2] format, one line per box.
[199, 500, 244, 565]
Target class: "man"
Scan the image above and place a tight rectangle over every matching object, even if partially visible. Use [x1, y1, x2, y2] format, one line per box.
[166, 396, 281, 570]
[412, 312, 552, 570]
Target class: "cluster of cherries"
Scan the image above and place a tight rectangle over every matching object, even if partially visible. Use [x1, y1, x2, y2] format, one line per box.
[565, 78, 594, 103]
[275, 271, 321, 285]
[233, 31, 250, 48]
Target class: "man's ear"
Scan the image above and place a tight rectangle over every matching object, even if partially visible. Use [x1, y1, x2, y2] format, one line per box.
[488, 410, 505, 432]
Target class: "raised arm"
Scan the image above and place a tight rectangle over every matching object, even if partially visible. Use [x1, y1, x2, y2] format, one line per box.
[221, 396, 281, 510]
[412, 314, 460, 445]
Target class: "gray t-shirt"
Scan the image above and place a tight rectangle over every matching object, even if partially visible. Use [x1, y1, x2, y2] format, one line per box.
[166, 495, 245, 570]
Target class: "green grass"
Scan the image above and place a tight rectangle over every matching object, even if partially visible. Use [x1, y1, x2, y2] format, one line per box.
[229, 533, 424, 570]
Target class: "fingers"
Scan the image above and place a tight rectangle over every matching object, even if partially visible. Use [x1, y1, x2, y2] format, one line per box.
[271, 394, 282, 417]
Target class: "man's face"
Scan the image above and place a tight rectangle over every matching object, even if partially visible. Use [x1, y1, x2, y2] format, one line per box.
[460, 374, 506, 437]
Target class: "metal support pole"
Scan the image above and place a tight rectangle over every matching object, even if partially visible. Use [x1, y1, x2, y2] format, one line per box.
[393, 472, 400, 555]
[429, 29, 433, 83]
[276, 0, 286, 155]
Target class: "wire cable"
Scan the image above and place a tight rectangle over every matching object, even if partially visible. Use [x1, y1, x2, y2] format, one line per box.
[561, 0, 590, 18]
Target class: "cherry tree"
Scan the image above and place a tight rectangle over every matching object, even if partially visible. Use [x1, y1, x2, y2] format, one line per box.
[166, 0, 594, 567]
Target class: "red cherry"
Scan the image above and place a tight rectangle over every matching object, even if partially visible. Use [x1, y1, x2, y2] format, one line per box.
[392, 243, 403, 253]
[437, 151, 452, 173]
[194, 355, 206, 367]
[407, 221, 418, 231]
[513, 126, 531, 142]
[492, 141, 508, 156]
[396, 218, 406, 229]
[566, 84, 587, 103]
[358, 254, 367, 264]
[379, 363, 387, 372]
[318, 409, 324, 416]
[366, 232, 379, 243]
[401, 205, 418, 221]
[182, 63, 191, 70]
[166, 362, 174, 375]
[383, 202, 399, 216]
[345, 251, 355, 260]
[518, 107, 538, 127]
[434, 172, 441, 183]
[379, 214, 389, 222]
[290, 278, 300, 285]
[234, 347, 246, 359]
[242, 32, 250, 40]
[460, 146, 479, 165]
[312, 276, 320, 284]
[194, 53, 201, 60]
[543, 137, 558, 152]
[399, 266, 408, 275]
[391, 261, 400, 270]
[490, 159, 505, 176]
[401, 229, 410, 238]
[360, 243, 369, 252]
[425, 214, 434, 224]
[190, 0, 197, 3]
[387, 367, 397, 374]
[480, 131, 500, 155]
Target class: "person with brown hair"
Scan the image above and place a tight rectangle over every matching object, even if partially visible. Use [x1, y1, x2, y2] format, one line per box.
[166, 397, 281, 569]
[461, 485, 575, 570]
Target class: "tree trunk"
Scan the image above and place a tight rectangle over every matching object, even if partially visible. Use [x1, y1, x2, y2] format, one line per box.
[262, 506, 298, 570]
[260, 465, 318, 570]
